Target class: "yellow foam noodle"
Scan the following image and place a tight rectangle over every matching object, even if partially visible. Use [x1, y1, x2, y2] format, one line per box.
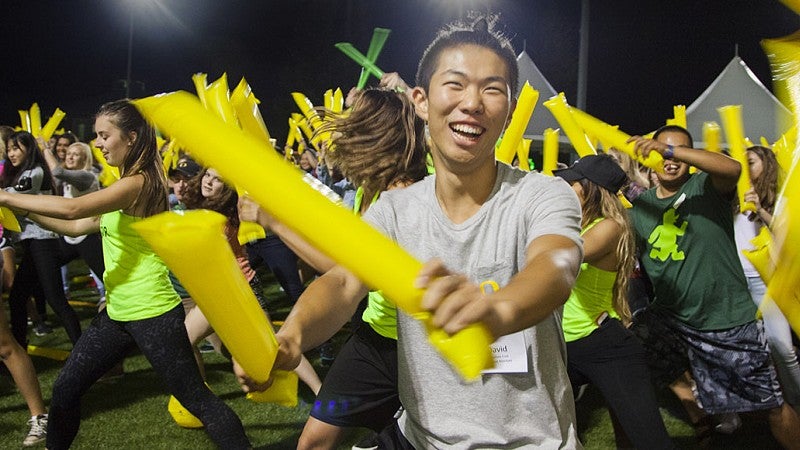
[133, 92, 494, 381]
[230, 78, 272, 143]
[40, 108, 66, 141]
[192, 73, 209, 108]
[543, 93, 596, 158]
[718, 105, 757, 213]
[742, 226, 775, 283]
[247, 370, 299, 407]
[516, 138, 532, 171]
[702, 121, 722, 153]
[666, 105, 686, 128]
[569, 107, 664, 172]
[495, 82, 539, 164]
[18, 110, 31, 132]
[0, 207, 21, 232]
[133, 210, 278, 383]
[541, 128, 560, 176]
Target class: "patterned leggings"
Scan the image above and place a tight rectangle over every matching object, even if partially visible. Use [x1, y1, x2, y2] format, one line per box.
[46, 304, 250, 449]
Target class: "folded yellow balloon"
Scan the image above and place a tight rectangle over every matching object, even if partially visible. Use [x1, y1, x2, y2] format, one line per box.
[133, 92, 494, 381]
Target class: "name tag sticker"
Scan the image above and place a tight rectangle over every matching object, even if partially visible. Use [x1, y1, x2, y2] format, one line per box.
[482, 331, 528, 374]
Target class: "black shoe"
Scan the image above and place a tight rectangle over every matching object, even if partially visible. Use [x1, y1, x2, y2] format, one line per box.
[318, 341, 335, 367]
[33, 323, 53, 337]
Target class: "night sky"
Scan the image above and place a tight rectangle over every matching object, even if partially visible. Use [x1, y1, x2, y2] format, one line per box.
[2, 0, 798, 142]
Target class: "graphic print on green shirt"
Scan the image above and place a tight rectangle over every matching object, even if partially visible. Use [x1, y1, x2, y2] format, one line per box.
[647, 208, 687, 261]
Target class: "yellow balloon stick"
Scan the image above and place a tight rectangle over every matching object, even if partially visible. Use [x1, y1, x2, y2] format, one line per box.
[766, 163, 800, 334]
[718, 105, 757, 213]
[285, 117, 300, 154]
[742, 226, 776, 284]
[543, 93, 597, 158]
[29, 103, 43, 138]
[40, 108, 66, 141]
[231, 78, 272, 143]
[292, 113, 315, 144]
[133, 210, 279, 383]
[495, 82, 539, 164]
[89, 140, 120, 186]
[569, 107, 664, 172]
[133, 92, 494, 380]
[291, 92, 323, 131]
[323, 89, 334, 111]
[516, 138, 532, 171]
[702, 121, 722, 153]
[332, 88, 344, 114]
[205, 74, 238, 125]
[18, 110, 31, 132]
[666, 105, 686, 128]
[542, 128, 560, 176]
[772, 125, 797, 187]
[0, 206, 21, 232]
[192, 73, 209, 108]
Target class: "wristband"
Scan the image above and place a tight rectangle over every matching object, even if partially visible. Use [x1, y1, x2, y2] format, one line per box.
[663, 144, 675, 160]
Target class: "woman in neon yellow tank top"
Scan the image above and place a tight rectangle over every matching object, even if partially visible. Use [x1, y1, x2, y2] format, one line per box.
[555, 154, 674, 449]
[237, 83, 427, 449]
[0, 100, 250, 449]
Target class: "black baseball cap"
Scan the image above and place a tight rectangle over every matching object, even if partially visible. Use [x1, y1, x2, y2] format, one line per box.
[168, 157, 201, 179]
[553, 154, 628, 193]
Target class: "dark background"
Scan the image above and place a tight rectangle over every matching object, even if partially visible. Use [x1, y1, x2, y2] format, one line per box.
[2, 0, 798, 142]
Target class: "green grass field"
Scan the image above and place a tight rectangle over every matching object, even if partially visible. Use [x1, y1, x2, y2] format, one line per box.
[0, 262, 784, 449]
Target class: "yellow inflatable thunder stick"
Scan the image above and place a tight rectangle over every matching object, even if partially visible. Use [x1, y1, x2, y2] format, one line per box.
[541, 128, 560, 176]
[718, 105, 757, 213]
[666, 105, 687, 128]
[0, 207, 21, 232]
[772, 125, 797, 186]
[766, 166, 800, 334]
[134, 92, 495, 381]
[230, 78, 272, 143]
[192, 73, 209, 109]
[292, 92, 325, 148]
[161, 139, 182, 174]
[357, 28, 391, 90]
[515, 138, 532, 171]
[29, 103, 42, 137]
[18, 110, 30, 132]
[132, 210, 281, 383]
[568, 107, 664, 172]
[201, 74, 267, 245]
[292, 113, 315, 147]
[40, 108, 66, 141]
[703, 121, 722, 153]
[495, 82, 538, 164]
[544, 93, 597, 158]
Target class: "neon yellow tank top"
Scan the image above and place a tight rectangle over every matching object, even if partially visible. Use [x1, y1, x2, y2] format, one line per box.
[100, 210, 181, 321]
[354, 186, 398, 340]
[563, 218, 620, 342]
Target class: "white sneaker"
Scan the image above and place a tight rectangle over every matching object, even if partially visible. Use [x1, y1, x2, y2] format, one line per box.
[23, 414, 47, 447]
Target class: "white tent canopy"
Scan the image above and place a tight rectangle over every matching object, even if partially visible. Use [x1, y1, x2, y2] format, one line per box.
[686, 56, 793, 145]
[517, 50, 563, 141]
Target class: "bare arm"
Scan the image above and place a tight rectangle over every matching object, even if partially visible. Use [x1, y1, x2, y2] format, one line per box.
[238, 196, 335, 273]
[628, 135, 741, 194]
[41, 143, 61, 172]
[27, 214, 100, 237]
[581, 218, 620, 265]
[0, 174, 142, 220]
[418, 234, 582, 338]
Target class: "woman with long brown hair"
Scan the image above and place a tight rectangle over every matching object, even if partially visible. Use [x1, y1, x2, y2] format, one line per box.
[556, 154, 674, 449]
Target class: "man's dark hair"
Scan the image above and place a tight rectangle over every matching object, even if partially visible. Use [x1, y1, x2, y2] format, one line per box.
[415, 13, 518, 97]
[653, 124, 694, 148]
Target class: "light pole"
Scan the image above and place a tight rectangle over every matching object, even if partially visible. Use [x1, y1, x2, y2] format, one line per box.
[125, 7, 134, 98]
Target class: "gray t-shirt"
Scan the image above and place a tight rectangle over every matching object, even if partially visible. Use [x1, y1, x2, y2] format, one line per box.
[364, 164, 583, 449]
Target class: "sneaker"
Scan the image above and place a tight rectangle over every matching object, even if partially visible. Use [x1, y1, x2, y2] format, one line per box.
[33, 323, 53, 337]
[198, 340, 215, 354]
[713, 412, 742, 434]
[23, 414, 47, 447]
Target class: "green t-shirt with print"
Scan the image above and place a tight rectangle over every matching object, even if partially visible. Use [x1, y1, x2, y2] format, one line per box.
[630, 172, 755, 330]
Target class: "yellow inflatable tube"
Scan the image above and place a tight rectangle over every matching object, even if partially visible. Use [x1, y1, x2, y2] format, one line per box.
[541, 128, 560, 176]
[569, 107, 664, 172]
[718, 106, 757, 213]
[132, 210, 279, 383]
[495, 82, 538, 164]
[133, 92, 494, 381]
[543, 93, 596, 158]
[702, 121, 722, 153]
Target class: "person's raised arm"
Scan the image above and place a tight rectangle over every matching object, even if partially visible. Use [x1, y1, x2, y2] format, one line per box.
[627, 135, 741, 194]
[0, 173, 142, 221]
[418, 233, 582, 339]
[52, 166, 98, 192]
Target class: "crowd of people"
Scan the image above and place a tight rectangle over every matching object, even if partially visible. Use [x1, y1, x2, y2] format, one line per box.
[0, 11, 797, 450]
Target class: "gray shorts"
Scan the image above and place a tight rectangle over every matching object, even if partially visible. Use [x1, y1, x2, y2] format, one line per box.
[632, 307, 783, 414]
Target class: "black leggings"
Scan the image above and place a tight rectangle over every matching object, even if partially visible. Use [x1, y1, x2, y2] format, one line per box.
[9, 238, 81, 346]
[46, 304, 250, 449]
[58, 233, 105, 279]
